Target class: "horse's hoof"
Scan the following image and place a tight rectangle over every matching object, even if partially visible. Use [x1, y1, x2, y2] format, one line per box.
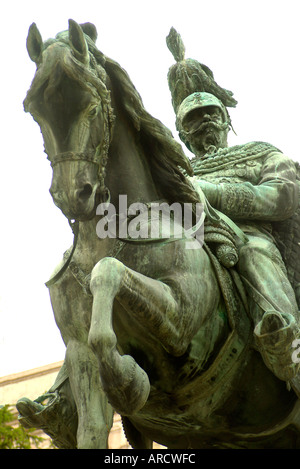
[16, 398, 44, 426]
[17, 392, 78, 449]
[121, 358, 151, 416]
[102, 355, 150, 416]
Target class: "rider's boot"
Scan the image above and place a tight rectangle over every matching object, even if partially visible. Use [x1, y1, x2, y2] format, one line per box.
[254, 310, 300, 382]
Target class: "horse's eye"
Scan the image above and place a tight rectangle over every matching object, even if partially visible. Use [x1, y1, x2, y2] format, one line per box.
[88, 106, 98, 119]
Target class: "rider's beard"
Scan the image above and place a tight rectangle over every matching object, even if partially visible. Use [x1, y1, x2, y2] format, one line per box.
[201, 127, 222, 151]
[188, 121, 228, 156]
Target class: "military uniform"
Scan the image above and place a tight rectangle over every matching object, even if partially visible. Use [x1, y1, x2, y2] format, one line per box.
[189, 141, 300, 381]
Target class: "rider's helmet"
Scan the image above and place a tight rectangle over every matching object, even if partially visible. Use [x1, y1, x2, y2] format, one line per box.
[166, 28, 237, 150]
[176, 91, 228, 132]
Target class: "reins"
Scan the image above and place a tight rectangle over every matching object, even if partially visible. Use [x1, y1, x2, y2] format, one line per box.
[45, 219, 80, 288]
[45, 208, 206, 288]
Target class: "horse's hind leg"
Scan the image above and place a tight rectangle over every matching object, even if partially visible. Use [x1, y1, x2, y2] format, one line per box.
[66, 339, 114, 448]
[88, 256, 199, 416]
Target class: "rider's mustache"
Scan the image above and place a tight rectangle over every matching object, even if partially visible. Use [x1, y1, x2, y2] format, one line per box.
[186, 118, 228, 136]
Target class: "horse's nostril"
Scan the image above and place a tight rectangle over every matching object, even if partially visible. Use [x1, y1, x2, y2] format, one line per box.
[78, 184, 93, 201]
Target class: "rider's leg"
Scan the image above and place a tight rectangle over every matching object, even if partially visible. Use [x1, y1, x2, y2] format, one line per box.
[237, 233, 300, 381]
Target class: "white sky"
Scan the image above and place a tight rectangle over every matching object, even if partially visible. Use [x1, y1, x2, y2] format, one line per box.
[1, 0, 300, 376]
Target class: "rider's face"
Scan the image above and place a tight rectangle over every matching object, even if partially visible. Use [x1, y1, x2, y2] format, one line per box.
[182, 106, 223, 132]
[182, 106, 228, 156]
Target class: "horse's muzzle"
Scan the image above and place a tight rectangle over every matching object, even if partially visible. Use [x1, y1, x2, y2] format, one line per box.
[50, 182, 99, 221]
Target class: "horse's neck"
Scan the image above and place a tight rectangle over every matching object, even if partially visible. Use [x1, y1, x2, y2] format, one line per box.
[105, 111, 160, 207]
[75, 108, 160, 268]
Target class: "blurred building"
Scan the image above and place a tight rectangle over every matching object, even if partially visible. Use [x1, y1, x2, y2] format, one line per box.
[0, 361, 164, 449]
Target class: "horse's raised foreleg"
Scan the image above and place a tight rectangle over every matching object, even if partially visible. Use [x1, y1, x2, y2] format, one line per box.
[65, 340, 114, 448]
[88, 256, 206, 416]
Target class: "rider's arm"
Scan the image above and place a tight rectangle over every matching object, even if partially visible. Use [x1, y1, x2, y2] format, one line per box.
[203, 152, 298, 221]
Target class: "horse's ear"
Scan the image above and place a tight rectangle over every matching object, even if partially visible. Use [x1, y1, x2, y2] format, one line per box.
[80, 22, 98, 43]
[68, 19, 89, 64]
[26, 23, 43, 64]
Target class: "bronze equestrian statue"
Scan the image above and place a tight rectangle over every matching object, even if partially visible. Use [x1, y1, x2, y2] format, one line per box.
[17, 21, 300, 449]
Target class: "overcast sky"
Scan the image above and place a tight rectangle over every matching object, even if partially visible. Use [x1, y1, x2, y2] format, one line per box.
[1, 0, 300, 377]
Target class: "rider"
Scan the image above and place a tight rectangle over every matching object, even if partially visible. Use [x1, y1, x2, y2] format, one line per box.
[175, 90, 300, 383]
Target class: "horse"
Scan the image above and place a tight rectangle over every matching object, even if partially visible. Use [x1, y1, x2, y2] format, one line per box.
[17, 20, 300, 449]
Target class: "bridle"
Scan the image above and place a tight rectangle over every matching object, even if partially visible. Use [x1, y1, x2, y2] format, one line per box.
[45, 65, 115, 288]
[50, 150, 100, 166]
[45, 152, 112, 289]
[50, 149, 110, 201]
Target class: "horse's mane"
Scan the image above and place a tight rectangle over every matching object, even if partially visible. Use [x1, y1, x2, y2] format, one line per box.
[103, 57, 201, 207]
[83, 35, 200, 207]
[105, 58, 204, 207]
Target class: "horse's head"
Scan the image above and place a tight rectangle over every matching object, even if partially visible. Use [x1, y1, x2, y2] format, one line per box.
[24, 20, 114, 221]
[25, 20, 198, 226]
